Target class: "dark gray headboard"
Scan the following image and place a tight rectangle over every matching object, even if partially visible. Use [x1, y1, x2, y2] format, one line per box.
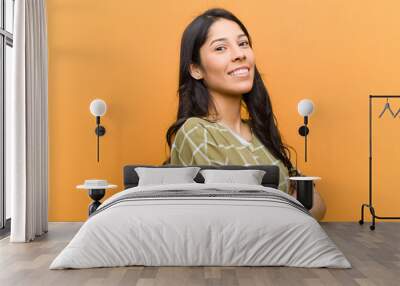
[123, 165, 280, 189]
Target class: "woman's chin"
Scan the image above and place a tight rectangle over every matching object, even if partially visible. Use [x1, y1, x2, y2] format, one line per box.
[216, 81, 254, 97]
[231, 83, 253, 95]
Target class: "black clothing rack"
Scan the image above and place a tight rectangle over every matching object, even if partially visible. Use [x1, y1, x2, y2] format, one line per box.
[359, 95, 400, 230]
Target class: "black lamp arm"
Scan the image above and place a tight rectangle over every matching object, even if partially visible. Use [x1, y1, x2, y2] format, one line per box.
[297, 115, 310, 162]
[94, 116, 106, 162]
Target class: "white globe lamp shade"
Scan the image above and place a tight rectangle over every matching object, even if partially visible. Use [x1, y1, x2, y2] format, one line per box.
[90, 99, 107, 117]
[297, 99, 314, 117]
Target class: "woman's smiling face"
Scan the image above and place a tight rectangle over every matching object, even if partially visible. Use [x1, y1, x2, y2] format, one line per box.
[190, 18, 255, 97]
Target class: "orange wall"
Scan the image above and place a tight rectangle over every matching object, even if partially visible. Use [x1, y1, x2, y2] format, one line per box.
[47, 0, 400, 221]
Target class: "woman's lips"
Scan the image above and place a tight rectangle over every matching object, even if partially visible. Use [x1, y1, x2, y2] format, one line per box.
[229, 67, 250, 77]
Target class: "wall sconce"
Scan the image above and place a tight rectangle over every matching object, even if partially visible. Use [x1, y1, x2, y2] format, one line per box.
[89, 99, 107, 162]
[297, 99, 314, 162]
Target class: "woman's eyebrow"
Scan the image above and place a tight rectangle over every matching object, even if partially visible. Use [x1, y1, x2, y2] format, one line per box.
[209, 34, 247, 46]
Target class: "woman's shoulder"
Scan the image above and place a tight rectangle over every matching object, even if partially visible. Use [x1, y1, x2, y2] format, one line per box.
[180, 117, 217, 131]
[173, 117, 218, 145]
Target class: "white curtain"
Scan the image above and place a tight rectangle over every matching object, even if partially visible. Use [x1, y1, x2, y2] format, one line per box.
[8, 0, 48, 242]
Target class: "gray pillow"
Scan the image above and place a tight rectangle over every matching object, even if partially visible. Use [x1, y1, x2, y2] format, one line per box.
[200, 169, 266, 185]
[135, 167, 201, 186]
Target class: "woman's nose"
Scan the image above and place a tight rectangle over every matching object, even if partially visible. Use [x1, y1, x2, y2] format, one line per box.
[231, 45, 246, 61]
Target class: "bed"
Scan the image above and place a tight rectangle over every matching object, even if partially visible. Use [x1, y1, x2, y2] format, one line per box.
[49, 165, 351, 269]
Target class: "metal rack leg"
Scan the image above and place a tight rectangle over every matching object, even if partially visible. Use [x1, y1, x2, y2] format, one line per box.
[359, 202, 400, 230]
[359, 204, 367, 225]
[359, 203, 376, 230]
[369, 206, 376, 231]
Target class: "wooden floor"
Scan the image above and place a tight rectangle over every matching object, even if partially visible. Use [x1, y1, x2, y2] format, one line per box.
[0, 222, 399, 286]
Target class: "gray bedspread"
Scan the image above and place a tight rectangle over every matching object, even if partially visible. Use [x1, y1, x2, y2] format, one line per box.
[50, 183, 351, 269]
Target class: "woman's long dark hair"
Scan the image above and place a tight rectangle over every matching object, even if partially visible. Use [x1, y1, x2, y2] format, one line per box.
[164, 8, 299, 176]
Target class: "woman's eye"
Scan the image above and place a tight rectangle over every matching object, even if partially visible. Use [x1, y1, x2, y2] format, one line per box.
[240, 41, 249, 47]
[215, 46, 226, 51]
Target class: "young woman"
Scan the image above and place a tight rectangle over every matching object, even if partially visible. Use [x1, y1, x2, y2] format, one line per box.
[164, 8, 326, 220]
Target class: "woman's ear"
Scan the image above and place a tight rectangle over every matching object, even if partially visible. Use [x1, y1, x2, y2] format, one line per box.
[189, 63, 203, 80]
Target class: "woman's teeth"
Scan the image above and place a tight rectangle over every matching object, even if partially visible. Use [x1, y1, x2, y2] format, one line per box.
[229, 68, 249, 77]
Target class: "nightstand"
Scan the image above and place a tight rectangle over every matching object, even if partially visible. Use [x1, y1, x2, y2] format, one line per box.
[77, 180, 117, 215]
[288, 176, 321, 210]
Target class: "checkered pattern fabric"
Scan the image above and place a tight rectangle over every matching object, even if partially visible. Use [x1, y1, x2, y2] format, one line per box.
[170, 117, 290, 193]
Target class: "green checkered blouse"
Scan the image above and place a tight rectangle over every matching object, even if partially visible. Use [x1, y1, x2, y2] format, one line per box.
[170, 117, 290, 193]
